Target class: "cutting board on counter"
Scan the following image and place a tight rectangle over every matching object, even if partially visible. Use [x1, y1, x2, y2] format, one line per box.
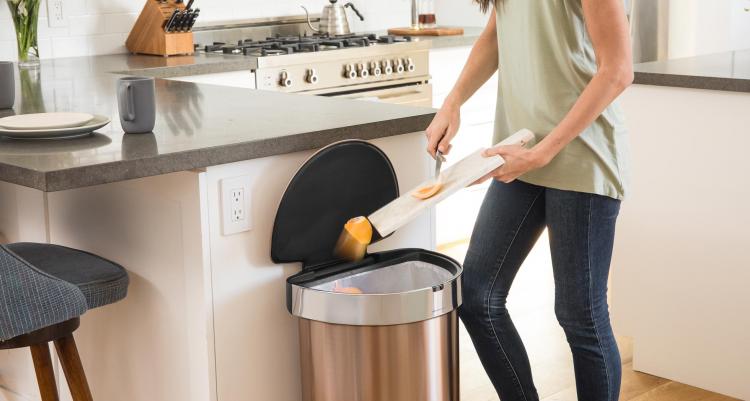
[387, 26, 464, 36]
[369, 129, 534, 237]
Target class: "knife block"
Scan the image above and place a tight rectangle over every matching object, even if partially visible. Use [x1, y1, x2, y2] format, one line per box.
[126, 0, 194, 57]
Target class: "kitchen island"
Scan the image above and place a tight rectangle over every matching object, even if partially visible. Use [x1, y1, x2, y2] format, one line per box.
[612, 49, 750, 400]
[0, 54, 436, 401]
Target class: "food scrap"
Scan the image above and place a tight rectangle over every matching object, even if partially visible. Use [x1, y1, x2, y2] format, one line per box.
[333, 216, 373, 262]
[333, 280, 364, 294]
[411, 181, 443, 200]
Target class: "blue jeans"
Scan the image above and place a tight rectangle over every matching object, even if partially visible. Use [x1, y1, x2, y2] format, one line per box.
[460, 180, 622, 401]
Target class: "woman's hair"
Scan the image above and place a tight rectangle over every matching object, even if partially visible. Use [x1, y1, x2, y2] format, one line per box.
[474, 0, 496, 13]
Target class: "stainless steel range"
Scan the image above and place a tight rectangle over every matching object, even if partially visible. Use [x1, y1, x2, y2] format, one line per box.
[190, 18, 432, 107]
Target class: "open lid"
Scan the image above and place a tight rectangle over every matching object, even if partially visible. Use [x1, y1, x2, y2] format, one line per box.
[271, 140, 399, 268]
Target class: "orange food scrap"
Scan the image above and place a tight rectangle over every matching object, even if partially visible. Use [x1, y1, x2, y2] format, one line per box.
[411, 182, 443, 199]
[333, 216, 373, 261]
[335, 286, 364, 294]
[344, 216, 373, 245]
[333, 280, 364, 294]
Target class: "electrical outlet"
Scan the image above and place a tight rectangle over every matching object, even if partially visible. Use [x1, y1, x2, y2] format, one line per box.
[47, 0, 68, 27]
[221, 176, 252, 235]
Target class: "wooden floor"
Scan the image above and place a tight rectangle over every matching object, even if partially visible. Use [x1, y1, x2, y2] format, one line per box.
[439, 236, 739, 401]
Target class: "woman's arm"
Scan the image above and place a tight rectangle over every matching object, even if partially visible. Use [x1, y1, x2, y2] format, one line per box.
[426, 10, 498, 157]
[482, 0, 633, 183]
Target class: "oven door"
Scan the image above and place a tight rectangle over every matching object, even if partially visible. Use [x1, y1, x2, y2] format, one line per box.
[332, 83, 433, 108]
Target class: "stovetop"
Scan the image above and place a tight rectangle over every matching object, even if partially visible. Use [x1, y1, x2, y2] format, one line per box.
[198, 33, 414, 57]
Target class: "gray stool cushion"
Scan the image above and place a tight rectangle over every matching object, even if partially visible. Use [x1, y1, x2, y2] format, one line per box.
[6, 243, 129, 310]
[0, 246, 87, 341]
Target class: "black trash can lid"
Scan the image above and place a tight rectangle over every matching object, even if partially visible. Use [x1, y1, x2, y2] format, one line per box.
[271, 140, 399, 269]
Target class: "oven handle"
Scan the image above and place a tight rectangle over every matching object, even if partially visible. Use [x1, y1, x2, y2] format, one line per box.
[336, 83, 433, 106]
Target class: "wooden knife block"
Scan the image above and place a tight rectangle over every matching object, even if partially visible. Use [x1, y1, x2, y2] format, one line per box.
[126, 0, 194, 57]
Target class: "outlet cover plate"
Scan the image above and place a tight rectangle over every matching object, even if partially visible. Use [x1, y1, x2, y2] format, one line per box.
[47, 0, 68, 27]
[221, 175, 252, 236]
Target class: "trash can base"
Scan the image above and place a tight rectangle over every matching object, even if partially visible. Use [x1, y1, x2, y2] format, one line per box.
[299, 311, 460, 401]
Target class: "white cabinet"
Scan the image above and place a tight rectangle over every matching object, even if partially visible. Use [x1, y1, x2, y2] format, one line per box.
[430, 46, 498, 245]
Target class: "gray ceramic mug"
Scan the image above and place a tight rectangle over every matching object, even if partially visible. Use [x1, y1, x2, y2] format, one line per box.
[0, 61, 14, 109]
[117, 76, 156, 134]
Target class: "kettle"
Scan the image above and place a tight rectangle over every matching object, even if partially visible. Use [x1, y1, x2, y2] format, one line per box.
[301, 0, 364, 36]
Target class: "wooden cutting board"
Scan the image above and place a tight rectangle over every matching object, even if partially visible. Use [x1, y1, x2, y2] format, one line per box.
[369, 129, 534, 237]
[387, 27, 464, 36]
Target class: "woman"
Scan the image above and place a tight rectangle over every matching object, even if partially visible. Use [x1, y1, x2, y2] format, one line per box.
[426, 1, 632, 401]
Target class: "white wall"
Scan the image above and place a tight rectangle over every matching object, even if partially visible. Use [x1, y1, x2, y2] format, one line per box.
[435, 0, 486, 27]
[668, 0, 750, 58]
[0, 0, 425, 61]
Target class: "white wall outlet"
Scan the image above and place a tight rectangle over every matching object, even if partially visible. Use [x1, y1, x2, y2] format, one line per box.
[47, 0, 68, 27]
[221, 176, 252, 236]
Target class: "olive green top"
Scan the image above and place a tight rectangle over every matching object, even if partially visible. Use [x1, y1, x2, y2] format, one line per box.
[494, 0, 629, 200]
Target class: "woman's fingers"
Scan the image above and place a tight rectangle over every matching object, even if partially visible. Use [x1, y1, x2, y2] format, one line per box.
[438, 124, 458, 155]
[425, 126, 444, 157]
[471, 172, 493, 186]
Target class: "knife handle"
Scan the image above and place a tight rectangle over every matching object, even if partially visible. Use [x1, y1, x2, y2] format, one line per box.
[164, 9, 179, 32]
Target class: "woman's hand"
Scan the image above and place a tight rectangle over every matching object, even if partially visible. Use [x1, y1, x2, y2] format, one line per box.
[425, 101, 460, 157]
[475, 144, 552, 184]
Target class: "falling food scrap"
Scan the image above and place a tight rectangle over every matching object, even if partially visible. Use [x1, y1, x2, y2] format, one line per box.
[333, 216, 373, 262]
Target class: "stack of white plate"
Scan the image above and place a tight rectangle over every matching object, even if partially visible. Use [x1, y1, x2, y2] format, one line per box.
[0, 112, 111, 140]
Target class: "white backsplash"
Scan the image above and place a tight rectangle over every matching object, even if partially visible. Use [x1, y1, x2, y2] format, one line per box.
[0, 0, 444, 61]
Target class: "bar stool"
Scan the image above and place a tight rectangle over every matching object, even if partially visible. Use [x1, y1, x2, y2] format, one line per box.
[0, 243, 129, 401]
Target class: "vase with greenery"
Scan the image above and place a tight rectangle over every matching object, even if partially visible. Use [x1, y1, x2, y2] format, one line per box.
[6, 0, 42, 68]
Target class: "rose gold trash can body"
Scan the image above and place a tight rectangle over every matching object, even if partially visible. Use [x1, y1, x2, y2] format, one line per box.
[299, 311, 459, 401]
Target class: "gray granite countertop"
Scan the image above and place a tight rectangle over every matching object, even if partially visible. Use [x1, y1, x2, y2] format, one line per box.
[0, 56, 435, 192]
[0, 27, 486, 192]
[634, 49, 750, 93]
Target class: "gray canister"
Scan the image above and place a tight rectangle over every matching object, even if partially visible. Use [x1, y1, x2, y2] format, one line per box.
[0, 62, 14, 109]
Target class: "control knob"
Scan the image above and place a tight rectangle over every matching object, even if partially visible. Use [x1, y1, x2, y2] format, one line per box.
[344, 64, 357, 79]
[357, 63, 369, 78]
[279, 71, 293, 88]
[406, 57, 416, 72]
[382, 60, 393, 75]
[370, 61, 382, 77]
[394, 59, 405, 74]
[306, 68, 319, 84]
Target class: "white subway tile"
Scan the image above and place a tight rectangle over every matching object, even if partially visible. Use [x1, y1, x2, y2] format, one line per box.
[38, 17, 71, 39]
[50, 35, 90, 57]
[69, 14, 104, 36]
[37, 38, 53, 59]
[87, 0, 143, 15]
[65, 0, 88, 17]
[103, 13, 137, 34]
[0, 20, 15, 42]
[0, 40, 17, 61]
[89, 32, 128, 55]
[0, 4, 10, 20]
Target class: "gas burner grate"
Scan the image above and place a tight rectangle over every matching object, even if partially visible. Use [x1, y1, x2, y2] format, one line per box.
[199, 33, 412, 56]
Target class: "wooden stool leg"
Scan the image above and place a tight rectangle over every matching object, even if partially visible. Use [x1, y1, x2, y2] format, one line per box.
[29, 343, 60, 401]
[53, 335, 93, 401]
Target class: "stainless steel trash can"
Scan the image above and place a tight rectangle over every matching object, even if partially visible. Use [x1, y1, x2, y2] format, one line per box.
[272, 140, 462, 401]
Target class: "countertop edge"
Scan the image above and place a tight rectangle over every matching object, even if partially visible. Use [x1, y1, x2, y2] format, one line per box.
[634, 71, 750, 93]
[17, 113, 435, 192]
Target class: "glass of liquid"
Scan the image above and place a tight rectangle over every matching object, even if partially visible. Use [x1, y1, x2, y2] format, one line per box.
[418, 0, 436, 29]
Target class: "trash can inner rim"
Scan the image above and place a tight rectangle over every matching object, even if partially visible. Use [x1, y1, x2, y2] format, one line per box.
[308, 260, 455, 295]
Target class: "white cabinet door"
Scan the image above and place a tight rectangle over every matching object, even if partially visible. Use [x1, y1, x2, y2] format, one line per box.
[731, 0, 750, 51]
